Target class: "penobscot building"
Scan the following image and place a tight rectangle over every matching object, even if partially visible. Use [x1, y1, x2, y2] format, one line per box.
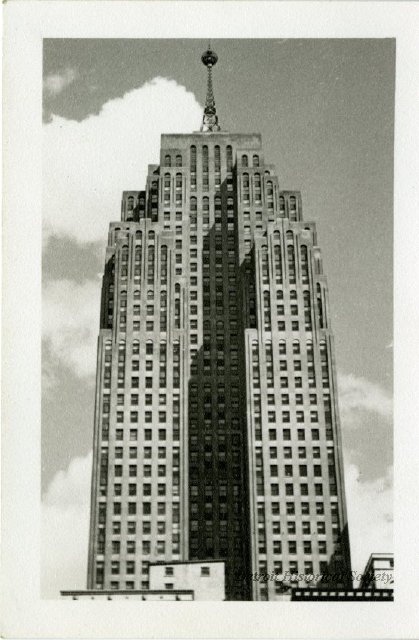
[86, 47, 352, 601]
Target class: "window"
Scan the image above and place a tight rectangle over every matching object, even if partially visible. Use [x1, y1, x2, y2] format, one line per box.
[318, 541, 327, 555]
[303, 541, 312, 554]
[271, 484, 279, 496]
[273, 540, 282, 554]
[288, 541, 297, 555]
[317, 521, 326, 534]
[316, 502, 324, 515]
[110, 540, 120, 555]
[302, 521, 311, 534]
[165, 566, 174, 576]
[201, 566, 210, 577]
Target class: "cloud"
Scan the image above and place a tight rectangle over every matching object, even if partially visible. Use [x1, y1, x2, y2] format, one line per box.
[43, 77, 202, 245]
[41, 452, 92, 598]
[42, 357, 59, 391]
[43, 278, 101, 379]
[44, 68, 77, 96]
[345, 463, 393, 582]
[338, 372, 393, 428]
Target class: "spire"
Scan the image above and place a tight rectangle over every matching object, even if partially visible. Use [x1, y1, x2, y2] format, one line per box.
[200, 44, 221, 132]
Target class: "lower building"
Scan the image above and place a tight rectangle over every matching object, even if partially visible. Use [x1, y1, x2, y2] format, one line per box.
[291, 587, 393, 602]
[359, 553, 394, 590]
[62, 560, 225, 601]
[149, 559, 225, 601]
[61, 589, 194, 601]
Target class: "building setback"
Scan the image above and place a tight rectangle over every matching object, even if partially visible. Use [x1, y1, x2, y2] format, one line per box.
[86, 47, 351, 601]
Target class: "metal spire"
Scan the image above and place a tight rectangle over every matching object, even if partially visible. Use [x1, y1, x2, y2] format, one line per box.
[200, 44, 221, 132]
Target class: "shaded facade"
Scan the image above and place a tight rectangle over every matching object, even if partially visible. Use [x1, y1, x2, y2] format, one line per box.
[86, 48, 351, 601]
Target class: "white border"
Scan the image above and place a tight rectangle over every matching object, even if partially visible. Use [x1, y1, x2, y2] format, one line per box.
[3, 2, 419, 638]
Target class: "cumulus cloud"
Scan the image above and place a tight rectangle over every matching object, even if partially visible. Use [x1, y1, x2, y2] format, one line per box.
[338, 372, 393, 428]
[44, 68, 77, 96]
[345, 463, 393, 581]
[43, 278, 101, 378]
[43, 77, 202, 244]
[41, 452, 92, 598]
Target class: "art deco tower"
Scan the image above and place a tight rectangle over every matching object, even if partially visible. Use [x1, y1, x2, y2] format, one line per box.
[87, 47, 351, 601]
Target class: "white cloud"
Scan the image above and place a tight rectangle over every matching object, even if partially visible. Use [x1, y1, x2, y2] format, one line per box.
[338, 372, 393, 428]
[43, 278, 101, 378]
[44, 68, 77, 96]
[345, 463, 393, 582]
[42, 357, 59, 391]
[43, 77, 202, 244]
[41, 452, 92, 598]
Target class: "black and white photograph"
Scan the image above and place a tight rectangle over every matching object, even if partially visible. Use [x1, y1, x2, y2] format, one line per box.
[42, 36, 394, 602]
[3, 2, 419, 639]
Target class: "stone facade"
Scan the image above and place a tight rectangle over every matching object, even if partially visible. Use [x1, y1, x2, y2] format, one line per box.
[87, 130, 351, 601]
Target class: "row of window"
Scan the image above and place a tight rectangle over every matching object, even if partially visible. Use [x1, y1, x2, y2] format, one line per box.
[105, 336, 325, 356]
[94, 581, 150, 591]
[102, 428, 179, 442]
[257, 540, 329, 556]
[258, 428, 334, 442]
[163, 148, 260, 170]
[258, 520, 328, 536]
[258, 499, 338, 518]
[99, 501, 177, 523]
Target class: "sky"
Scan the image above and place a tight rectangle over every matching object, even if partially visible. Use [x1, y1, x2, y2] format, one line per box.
[41, 39, 394, 597]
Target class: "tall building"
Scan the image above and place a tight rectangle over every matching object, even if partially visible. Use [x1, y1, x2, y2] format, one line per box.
[86, 46, 351, 601]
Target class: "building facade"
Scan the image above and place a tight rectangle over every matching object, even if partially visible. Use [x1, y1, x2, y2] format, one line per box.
[86, 47, 351, 601]
[148, 560, 225, 600]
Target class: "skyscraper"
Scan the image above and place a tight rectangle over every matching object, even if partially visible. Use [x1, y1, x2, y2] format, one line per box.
[87, 46, 351, 601]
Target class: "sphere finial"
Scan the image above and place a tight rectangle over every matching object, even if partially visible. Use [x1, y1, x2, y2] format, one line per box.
[200, 44, 221, 132]
[201, 46, 218, 68]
